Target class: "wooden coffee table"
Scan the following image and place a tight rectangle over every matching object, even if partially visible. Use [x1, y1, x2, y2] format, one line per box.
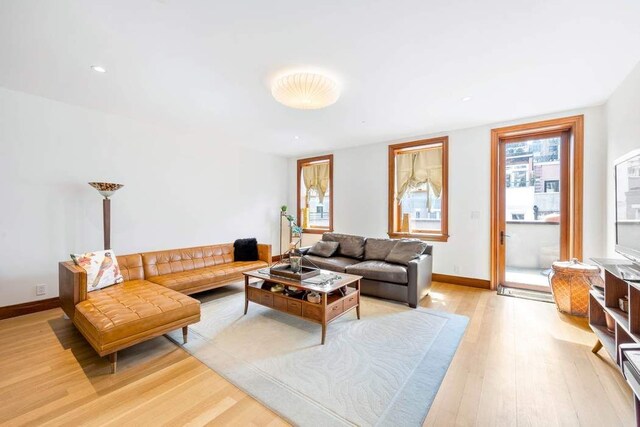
[243, 268, 362, 344]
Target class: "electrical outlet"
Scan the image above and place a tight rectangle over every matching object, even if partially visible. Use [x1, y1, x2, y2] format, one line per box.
[36, 284, 47, 296]
[453, 265, 460, 274]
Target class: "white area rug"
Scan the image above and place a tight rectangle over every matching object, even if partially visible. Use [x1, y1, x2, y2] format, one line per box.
[167, 291, 467, 427]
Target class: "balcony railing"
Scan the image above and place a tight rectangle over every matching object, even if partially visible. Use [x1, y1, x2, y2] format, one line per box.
[404, 220, 557, 270]
[506, 221, 559, 269]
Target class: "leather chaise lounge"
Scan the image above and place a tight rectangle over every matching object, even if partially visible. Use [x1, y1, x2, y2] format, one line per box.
[59, 243, 271, 373]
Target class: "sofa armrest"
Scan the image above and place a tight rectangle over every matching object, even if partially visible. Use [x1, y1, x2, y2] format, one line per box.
[258, 244, 272, 266]
[59, 261, 87, 319]
[407, 254, 433, 308]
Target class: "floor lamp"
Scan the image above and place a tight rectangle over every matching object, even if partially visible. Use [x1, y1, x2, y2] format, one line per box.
[89, 182, 124, 250]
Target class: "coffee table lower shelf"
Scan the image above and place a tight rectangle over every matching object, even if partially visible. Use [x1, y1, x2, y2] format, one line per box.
[243, 278, 360, 344]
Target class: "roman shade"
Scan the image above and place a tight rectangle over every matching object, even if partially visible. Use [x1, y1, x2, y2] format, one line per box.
[396, 146, 443, 209]
[302, 162, 330, 203]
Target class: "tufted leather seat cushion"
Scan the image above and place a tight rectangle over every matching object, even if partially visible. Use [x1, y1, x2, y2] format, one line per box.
[73, 280, 200, 355]
[146, 260, 267, 293]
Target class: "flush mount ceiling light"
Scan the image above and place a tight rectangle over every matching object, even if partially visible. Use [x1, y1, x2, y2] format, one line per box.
[271, 72, 340, 110]
[91, 65, 106, 73]
[461, 96, 472, 102]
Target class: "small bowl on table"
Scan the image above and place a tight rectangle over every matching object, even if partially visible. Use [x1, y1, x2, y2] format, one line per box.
[307, 292, 321, 304]
[270, 284, 285, 293]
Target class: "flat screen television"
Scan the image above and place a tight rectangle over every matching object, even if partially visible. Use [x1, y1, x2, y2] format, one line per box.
[615, 149, 640, 263]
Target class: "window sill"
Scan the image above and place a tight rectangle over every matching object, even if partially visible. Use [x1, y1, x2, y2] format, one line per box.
[302, 228, 333, 235]
[388, 232, 449, 242]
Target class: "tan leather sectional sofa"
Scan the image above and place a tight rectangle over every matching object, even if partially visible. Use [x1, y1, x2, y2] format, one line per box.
[59, 243, 271, 373]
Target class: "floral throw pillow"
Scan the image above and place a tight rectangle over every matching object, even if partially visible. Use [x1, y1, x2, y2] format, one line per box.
[70, 250, 124, 292]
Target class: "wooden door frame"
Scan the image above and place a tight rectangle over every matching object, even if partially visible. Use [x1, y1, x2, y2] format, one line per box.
[490, 115, 584, 290]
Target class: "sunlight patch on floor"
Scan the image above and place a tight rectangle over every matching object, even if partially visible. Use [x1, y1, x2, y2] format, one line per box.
[506, 266, 551, 288]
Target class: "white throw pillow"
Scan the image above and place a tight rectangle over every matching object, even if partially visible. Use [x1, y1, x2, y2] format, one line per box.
[70, 250, 124, 292]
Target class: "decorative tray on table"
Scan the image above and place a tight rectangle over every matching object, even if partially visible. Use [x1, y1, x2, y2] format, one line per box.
[269, 264, 320, 280]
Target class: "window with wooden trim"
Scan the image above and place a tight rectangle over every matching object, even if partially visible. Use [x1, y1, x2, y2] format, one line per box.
[297, 154, 333, 234]
[388, 137, 448, 241]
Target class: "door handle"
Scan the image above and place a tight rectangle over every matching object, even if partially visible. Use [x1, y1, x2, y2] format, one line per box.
[500, 231, 511, 245]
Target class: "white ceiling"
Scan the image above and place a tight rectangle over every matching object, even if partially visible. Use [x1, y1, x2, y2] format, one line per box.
[1, 0, 639, 156]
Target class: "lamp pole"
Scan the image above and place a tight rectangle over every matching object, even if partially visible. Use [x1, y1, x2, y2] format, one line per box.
[103, 198, 111, 250]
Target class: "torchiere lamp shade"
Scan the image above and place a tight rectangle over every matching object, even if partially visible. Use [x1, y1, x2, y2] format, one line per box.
[88, 182, 124, 199]
[88, 182, 123, 250]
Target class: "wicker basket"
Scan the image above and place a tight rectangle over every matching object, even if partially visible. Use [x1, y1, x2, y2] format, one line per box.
[549, 259, 603, 317]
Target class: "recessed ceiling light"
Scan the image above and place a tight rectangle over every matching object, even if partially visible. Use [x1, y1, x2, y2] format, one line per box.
[91, 65, 106, 73]
[461, 96, 472, 102]
[294, 135, 300, 140]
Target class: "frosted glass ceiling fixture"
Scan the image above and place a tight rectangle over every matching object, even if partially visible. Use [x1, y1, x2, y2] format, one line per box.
[271, 72, 340, 110]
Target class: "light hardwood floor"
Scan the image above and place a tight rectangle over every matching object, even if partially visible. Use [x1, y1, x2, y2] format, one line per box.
[0, 282, 634, 426]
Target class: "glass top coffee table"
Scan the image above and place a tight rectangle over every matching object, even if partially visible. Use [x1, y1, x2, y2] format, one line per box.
[242, 268, 362, 344]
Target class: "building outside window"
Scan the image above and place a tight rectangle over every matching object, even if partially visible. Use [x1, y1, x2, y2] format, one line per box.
[544, 180, 559, 193]
[505, 137, 561, 221]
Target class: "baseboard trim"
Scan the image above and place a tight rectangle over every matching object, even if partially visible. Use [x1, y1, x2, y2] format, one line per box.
[432, 273, 491, 289]
[0, 297, 60, 320]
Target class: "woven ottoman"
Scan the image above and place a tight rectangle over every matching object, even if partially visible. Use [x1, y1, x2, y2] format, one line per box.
[549, 259, 603, 316]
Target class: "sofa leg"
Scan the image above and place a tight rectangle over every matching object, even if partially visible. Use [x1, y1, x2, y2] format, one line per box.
[409, 303, 417, 309]
[182, 326, 188, 344]
[109, 352, 117, 374]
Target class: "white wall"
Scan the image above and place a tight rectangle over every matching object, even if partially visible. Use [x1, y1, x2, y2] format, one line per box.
[606, 61, 640, 256]
[288, 106, 608, 280]
[0, 87, 288, 306]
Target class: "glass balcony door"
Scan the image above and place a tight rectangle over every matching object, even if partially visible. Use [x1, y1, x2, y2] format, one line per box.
[499, 132, 569, 291]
